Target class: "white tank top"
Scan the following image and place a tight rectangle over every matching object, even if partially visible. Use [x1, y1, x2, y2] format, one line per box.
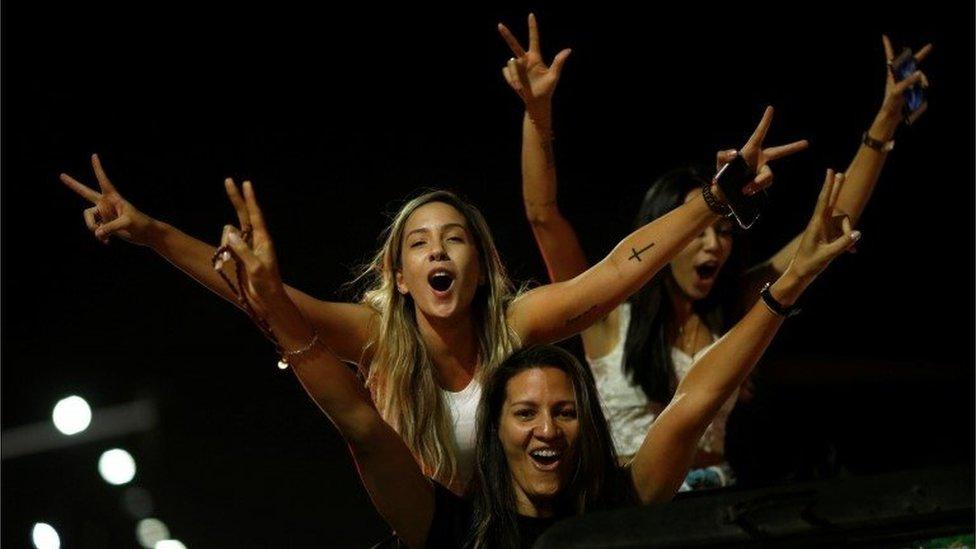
[587, 303, 737, 459]
[442, 377, 481, 490]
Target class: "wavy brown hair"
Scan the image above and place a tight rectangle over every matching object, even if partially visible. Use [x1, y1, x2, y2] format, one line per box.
[359, 190, 521, 488]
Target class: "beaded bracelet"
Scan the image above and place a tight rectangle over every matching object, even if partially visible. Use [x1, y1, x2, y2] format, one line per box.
[211, 227, 292, 369]
[701, 180, 732, 216]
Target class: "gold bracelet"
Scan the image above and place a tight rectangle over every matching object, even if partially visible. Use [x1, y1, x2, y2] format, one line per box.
[277, 332, 320, 370]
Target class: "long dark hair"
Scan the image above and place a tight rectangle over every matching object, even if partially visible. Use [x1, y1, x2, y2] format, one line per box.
[468, 345, 634, 549]
[622, 166, 742, 404]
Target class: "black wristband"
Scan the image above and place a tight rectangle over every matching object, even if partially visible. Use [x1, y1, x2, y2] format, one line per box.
[701, 180, 732, 216]
[760, 282, 801, 318]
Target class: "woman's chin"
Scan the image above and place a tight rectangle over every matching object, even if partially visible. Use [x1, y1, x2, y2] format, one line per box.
[416, 300, 463, 322]
[692, 280, 715, 299]
[525, 482, 562, 502]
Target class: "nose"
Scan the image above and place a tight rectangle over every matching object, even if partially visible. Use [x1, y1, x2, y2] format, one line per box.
[428, 239, 449, 262]
[701, 226, 720, 252]
[533, 413, 562, 441]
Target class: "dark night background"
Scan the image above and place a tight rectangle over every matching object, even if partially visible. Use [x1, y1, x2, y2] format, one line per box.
[3, 1, 973, 547]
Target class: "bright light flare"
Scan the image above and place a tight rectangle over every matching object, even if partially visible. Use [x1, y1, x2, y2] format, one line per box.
[31, 522, 60, 549]
[136, 518, 170, 548]
[52, 396, 92, 435]
[98, 448, 136, 485]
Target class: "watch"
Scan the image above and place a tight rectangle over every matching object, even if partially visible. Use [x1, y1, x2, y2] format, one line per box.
[862, 131, 894, 152]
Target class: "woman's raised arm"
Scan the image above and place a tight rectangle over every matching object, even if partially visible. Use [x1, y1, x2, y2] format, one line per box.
[629, 169, 860, 503]
[507, 107, 804, 346]
[498, 14, 588, 285]
[751, 36, 932, 281]
[217, 180, 434, 548]
[60, 155, 376, 365]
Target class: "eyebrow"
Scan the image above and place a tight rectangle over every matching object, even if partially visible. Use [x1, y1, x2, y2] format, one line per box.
[508, 400, 577, 408]
[405, 223, 468, 239]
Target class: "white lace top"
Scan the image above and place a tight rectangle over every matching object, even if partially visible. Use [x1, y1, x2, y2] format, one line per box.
[442, 377, 481, 490]
[588, 303, 739, 459]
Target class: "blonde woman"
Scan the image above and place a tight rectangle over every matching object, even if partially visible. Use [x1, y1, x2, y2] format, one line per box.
[60, 102, 782, 493]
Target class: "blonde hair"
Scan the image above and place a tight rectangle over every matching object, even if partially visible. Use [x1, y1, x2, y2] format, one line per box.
[359, 190, 520, 487]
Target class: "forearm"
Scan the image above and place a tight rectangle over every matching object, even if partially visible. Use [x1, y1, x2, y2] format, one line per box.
[264, 294, 376, 442]
[678, 269, 805, 404]
[265, 294, 434, 547]
[631, 269, 807, 502]
[512, 194, 717, 344]
[146, 219, 243, 305]
[759, 105, 897, 278]
[148, 220, 374, 364]
[758, 112, 896, 276]
[837, 109, 901, 224]
[573, 195, 717, 323]
[521, 107, 556, 204]
[521, 107, 590, 282]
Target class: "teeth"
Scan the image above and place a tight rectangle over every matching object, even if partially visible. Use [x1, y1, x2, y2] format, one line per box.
[531, 449, 559, 458]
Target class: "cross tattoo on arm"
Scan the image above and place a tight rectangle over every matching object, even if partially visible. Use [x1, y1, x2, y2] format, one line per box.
[628, 242, 655, 262]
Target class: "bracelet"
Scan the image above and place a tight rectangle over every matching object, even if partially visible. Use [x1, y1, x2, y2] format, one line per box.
[862, 131, 894, 152]
[759, 282, 801, 318]
[701, 180, 732, 216]
[277, 332, 320, 370]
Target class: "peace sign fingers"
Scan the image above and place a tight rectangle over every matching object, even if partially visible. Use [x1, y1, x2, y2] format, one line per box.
[497, 23, 526, 58]
[91, 154, 118, 196]
[60, 172, 102, 204]
[224, 178, 252, 231]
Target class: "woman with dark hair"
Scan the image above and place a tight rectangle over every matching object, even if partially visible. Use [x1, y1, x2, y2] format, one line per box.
[192, 165, 857, 548]
[464, 345, 631, 547]
[499, 14, 932, 485]
[600, 166, 746, 479]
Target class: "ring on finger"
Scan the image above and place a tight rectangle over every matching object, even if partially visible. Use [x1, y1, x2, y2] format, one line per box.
[240, 226, 254, 245]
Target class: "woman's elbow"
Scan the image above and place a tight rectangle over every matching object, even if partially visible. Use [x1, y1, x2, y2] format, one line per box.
[336, 404, 388, 449]
[524, 205, 562, 227]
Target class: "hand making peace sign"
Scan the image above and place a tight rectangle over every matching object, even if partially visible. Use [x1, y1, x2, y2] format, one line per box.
[60, 154, 155, 245]
[215, 179, 287, 319]
[497, 13, 572, 114]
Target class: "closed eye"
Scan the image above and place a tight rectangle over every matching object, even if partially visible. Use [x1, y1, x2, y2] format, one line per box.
[558, 409, 578, 419]
[409, 240, 426, 248]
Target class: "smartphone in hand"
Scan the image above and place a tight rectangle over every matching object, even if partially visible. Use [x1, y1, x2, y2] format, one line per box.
[891, 48, 927, 125]
[715, 155, 763, 230]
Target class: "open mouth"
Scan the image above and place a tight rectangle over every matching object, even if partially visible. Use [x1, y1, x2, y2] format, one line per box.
[428, 270, 455, 293]
[694, 262, 719, 281]
[529, 447, 563, 470]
